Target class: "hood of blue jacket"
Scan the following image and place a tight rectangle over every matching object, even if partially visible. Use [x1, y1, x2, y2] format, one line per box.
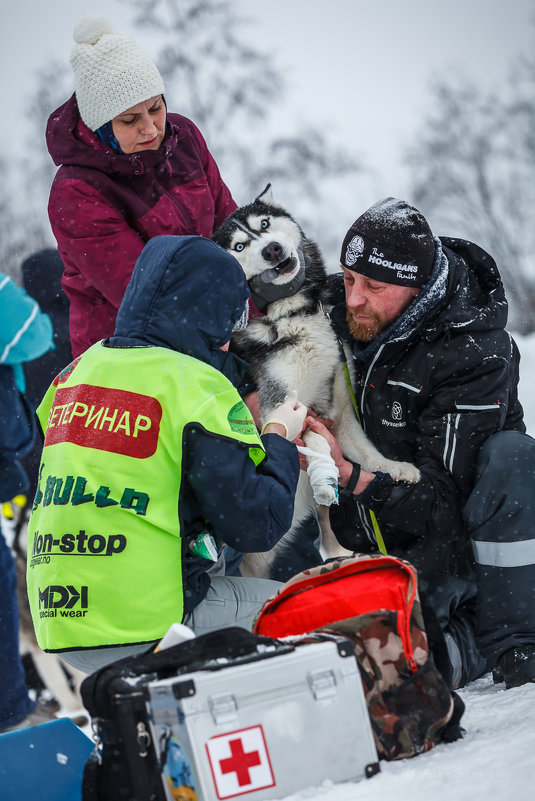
[111, 235, 250, 383]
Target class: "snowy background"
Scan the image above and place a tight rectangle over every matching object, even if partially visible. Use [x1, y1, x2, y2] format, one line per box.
[3, 0, 534, 197]
[1, 0, 534, 797]
[2, 0, 535, 276]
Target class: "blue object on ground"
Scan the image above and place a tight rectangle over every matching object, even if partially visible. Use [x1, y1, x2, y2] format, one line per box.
[0, 718, 93, 801]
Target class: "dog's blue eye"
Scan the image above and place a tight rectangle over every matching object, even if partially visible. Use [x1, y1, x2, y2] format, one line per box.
[261, 219, 269, 229]
[235, 243, 245, 252]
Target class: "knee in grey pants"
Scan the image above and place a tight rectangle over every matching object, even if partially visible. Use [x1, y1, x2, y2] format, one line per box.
[183, 575, 282, 635]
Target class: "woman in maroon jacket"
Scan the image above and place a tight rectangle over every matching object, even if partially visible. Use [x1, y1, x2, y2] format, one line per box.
[47, 16, 237, 357]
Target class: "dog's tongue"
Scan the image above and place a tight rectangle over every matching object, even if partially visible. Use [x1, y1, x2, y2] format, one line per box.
[276, 256, 297, 276]
[248, 247, 307, 312]
[248, 297, 266, 318]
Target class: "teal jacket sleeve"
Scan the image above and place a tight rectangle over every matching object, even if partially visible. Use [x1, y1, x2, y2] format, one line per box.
[0, 272, 54, 391]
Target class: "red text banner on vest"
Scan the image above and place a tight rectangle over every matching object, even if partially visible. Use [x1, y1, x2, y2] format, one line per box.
[44, 384, 162, 458]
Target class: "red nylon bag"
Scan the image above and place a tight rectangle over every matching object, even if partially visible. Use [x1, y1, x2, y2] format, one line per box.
[253, 553, 460, 760]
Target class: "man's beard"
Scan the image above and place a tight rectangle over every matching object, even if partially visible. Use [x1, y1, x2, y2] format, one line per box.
[346, 307, 380, 342]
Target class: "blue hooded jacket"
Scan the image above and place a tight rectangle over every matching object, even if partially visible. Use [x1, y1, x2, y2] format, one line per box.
[112, 235, 250, 386]
[107, 235, 299, 610]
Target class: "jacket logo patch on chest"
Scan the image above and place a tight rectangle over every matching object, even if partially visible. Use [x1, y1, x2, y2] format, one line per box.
[381, 400, 406, 428]
[392, 401, 403, 421]
[44, 384, 162, 458]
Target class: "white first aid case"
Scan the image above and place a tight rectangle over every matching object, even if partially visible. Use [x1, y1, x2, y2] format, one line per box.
[141, 634, 379, 801]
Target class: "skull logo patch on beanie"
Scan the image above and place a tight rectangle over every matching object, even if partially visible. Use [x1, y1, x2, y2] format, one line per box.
[341, 198, 436, 288]
[345, 235, 365, 266]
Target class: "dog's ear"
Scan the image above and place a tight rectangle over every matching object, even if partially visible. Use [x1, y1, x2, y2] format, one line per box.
[255, 183, 281, 208]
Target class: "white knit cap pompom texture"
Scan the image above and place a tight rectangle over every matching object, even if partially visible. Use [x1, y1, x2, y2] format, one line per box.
[70, 16, 165, 132]
[73, 16, 113, 45]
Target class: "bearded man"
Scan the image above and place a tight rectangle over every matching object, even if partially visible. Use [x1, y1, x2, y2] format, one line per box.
[308, 198, 535, 690]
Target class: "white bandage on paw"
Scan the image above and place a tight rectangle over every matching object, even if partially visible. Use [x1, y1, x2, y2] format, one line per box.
[297, 445, 340, 506]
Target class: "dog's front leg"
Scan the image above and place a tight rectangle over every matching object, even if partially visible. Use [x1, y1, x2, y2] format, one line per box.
[239, 472, 316, 579]
[300, 429, 340, 506]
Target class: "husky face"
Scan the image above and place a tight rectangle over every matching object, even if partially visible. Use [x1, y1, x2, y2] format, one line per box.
[213, 185, 303, 286]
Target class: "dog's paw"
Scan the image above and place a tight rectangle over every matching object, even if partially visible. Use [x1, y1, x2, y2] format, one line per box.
[311, 482, 338, 506]
[382, 460, 421, 483]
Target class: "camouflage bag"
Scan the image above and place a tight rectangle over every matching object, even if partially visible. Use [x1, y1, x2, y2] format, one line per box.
[254, 553, 464, 760]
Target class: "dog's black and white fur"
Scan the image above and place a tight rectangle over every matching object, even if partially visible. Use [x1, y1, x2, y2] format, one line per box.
[213, 185, 420, 579]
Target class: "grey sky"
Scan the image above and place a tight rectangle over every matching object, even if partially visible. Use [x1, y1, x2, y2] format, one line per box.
[2, 0, 534, 207]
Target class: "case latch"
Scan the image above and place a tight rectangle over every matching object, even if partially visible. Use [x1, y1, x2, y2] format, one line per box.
[308, 669, 337, 701]
[209, 693, 238, 725]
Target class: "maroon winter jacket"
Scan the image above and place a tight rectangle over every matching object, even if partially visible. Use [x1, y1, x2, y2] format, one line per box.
[46, 95, 237, 357]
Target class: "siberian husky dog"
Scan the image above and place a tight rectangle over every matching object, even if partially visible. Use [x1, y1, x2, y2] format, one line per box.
[212, 185, 420, 579]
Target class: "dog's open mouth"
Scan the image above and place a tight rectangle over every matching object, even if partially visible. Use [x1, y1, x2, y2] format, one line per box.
[275, 256, 298, 276]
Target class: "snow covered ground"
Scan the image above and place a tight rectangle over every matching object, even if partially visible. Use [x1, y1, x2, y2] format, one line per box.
[67, 656, 535, 801]
[282, 676, 535, 801]
[36, 673, 535, 801]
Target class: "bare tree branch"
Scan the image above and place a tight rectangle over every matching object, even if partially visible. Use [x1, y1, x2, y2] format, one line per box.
[406, 54, 535, 334]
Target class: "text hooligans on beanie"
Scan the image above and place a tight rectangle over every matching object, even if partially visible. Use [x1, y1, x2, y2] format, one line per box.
[71, 16, 165, 132]
[341, 198, 436, 288]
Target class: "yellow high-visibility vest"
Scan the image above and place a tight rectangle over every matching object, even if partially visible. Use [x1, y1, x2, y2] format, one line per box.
[27, 342, 265, 652]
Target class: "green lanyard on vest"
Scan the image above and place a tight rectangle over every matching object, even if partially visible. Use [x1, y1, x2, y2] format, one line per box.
[337, 340, 387, 556]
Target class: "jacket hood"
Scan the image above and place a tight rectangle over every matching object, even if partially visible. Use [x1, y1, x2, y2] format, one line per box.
[111, 235, 250, 378]
[428, 237, 508, 336]
[46, 94, 177, 177]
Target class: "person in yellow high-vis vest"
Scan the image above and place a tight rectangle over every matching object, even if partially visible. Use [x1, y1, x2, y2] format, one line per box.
[26, 235, 306, 674]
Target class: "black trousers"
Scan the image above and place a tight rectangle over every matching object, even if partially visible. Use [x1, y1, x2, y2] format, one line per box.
[464, 430, 535, 670]
[378, 429, 535, 687]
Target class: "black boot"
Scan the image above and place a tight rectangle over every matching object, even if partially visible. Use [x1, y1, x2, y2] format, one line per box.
[493, 645, 535, 689]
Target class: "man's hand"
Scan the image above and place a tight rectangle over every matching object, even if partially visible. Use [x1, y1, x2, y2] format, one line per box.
[304, 417, 375, 494]
[296, 412, 334, 470]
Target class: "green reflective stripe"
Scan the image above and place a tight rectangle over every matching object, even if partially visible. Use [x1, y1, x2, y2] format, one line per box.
[370, 510, 387, 556]
[338, 339, 387, 556]
[341, 359, 362, 425]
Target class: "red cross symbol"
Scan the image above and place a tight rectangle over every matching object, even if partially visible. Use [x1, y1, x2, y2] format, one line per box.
[219, 738, 261, 786]
[206, 725, 275, 798]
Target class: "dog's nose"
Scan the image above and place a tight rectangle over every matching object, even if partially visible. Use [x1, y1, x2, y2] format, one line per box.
[262, 241, 284, 264]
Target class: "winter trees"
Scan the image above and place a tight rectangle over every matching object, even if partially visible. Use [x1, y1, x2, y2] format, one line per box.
[0, 0, 360, 279]
[123, 0, 361, 256]
[406, 41, 535, 333]
[0, 63, 71, 280]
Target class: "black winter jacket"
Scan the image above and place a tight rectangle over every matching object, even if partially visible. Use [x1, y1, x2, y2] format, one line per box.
[329, 237, 525, 601]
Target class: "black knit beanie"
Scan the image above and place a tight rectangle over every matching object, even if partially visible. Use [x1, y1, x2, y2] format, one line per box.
[340, 198, 435, 288]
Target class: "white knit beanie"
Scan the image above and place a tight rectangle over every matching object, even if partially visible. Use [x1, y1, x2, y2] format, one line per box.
[71, 16, 165, 131]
